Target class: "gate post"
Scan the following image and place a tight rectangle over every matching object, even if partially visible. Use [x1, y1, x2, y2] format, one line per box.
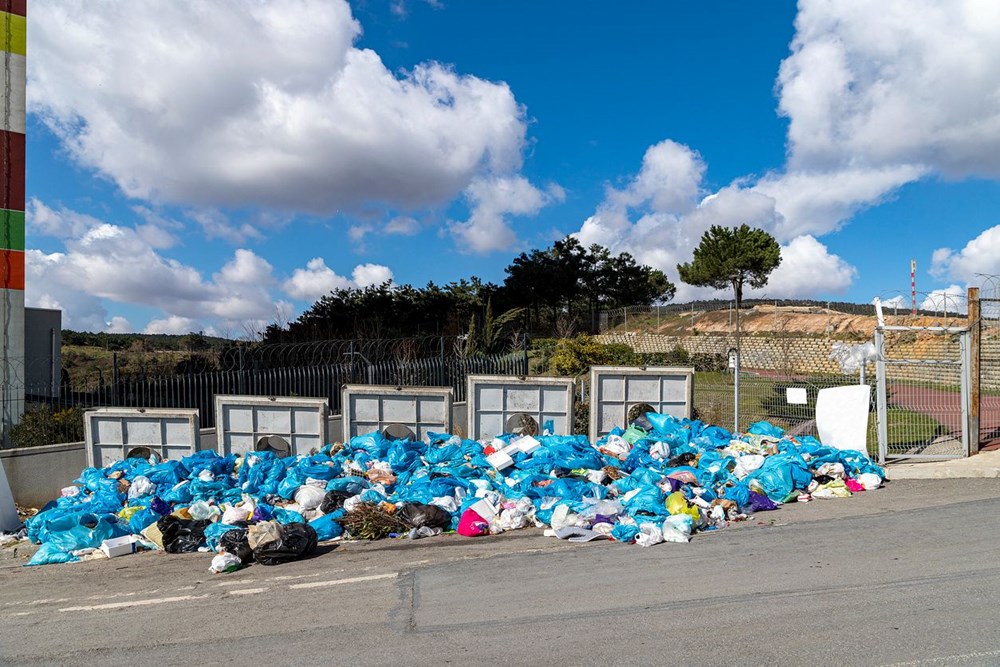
[968, 287, 981, 455]
[874, 327, 887, 465]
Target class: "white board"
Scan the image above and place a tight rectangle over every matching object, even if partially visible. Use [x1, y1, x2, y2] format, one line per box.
[815, 385, 871, 451]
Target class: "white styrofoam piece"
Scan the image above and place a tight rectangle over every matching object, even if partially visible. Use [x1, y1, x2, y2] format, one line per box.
[215, 395, 329, 458]
[467, 375, 575, 440]
[486, 450, 514, 470]
[815, 385, 872, 451]
[468, 498, 497, 520]
[589, 366, 694, 442]
[786, 387, 808, 405]
[342, 385, 453, 442]
[101, 535, 138, 558]
[511, 435, 541, 454]
[84, 408, 202, 469]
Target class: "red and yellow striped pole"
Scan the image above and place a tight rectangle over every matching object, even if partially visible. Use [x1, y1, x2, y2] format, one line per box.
[0, 0, 25, 435]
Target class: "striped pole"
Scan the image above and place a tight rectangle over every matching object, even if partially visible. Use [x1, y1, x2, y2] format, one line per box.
[910, 259, 916, 316]
[0, 0, 25, 438]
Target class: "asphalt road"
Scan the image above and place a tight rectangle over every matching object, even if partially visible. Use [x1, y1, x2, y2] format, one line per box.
[2, 479, 1000, 667]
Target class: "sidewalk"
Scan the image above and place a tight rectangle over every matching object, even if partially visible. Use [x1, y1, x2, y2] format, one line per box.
[886, 448, 1000, 479]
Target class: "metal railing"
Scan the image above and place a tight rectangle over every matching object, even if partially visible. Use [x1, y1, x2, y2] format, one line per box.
[5, 344, 527, 448]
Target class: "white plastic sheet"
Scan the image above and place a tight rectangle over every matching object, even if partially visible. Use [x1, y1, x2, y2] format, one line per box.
[815, 385, 871, 451]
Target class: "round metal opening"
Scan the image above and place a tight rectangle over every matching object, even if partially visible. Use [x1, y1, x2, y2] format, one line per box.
[382, 423, 417, 441]
[255, 434, 291, 458]
[627, 403, 656, 424]
[125, 447, 162, 463]
[504, 413, 538, 436]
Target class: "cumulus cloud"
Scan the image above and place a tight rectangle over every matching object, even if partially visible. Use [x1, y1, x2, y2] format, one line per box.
[573, 140, 858, 300]
[779, 0, 1000, 178]
[755, 235, 857, 298]
[930, 225, 1000, 283]
[144, 316, 203, 335]
[24, 201, 297, 332]
[27, 0, 535, 225]
[450, 176, 563, 253]
[921, 285, 967, 314]
[282, 258, 394, 302]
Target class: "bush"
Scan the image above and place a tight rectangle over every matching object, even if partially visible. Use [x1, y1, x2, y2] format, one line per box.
[9, 405, 85, 448]
[548, 335, 640, 376]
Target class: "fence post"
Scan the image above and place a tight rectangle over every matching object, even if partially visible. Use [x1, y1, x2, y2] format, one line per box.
[521, 335, 529, 376]
[874, 327, 887, 464]
[112, 353, 119, 407]
[968, 286, 981, 455]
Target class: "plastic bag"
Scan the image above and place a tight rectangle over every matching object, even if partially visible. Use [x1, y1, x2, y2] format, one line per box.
[127, 476, 155, 499]
[218, 527, 254, 563]
[294, 485, 326, 511]
[308, 513, 344, 541]
[209, 552, 242, 574]
[319, 489, 352, 514]
[189, 500, 220, 521]
[661, 514, 693, 543]
[635, 522, 664, 547]
[157, 516, 211, 553]
[397, 502, 452, 529]
[252, 523, 318, 565]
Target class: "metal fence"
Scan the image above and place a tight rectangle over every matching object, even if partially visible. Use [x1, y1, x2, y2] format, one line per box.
[6, 339, 527, 448]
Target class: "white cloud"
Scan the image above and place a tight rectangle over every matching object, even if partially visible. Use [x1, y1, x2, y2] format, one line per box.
[755, 235, 857, 298]
[877, 295, 909, 311]
[930, 225, 1000, 283]
[26, 198, 101, 239]
[384, 216, 420, 236]
[352, 263, 393, 288]
[24, 201, 295, 332]
[779, 0, 1000, 178]
[920, 285, 967, 314]
[572, 140, 859, 301]
[144, 316, 202, 335]
[106, 316, 132, 334]
[450, 175, 557, 253]
[28, 0, 533, 223]
[282, 257, 394, 302]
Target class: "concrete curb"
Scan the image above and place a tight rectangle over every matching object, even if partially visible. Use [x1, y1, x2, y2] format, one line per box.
[886, 450, 1000, 480]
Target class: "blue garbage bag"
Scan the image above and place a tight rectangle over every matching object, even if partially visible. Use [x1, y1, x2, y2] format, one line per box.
[272, 507, 305, 524]
[621, 485, 667, 516]
[611, 522, 640, 543]
[203, 521, 240, 551]
[27, 512, 128, 567]
[309, 514, 343, 541]
[747, 421, 784, 438]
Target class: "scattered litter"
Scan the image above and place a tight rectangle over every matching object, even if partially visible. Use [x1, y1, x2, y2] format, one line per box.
[20, 411, 884, 567]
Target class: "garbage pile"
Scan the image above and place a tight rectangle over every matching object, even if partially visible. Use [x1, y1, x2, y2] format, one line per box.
[21, 413, 884, 568]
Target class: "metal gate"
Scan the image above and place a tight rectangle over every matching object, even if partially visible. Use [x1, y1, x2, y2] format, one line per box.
[874, 301, 969, 463]
[979, 290, 1000, 448]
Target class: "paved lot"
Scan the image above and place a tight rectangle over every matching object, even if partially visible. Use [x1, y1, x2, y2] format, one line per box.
[2, 479, 1000, 666]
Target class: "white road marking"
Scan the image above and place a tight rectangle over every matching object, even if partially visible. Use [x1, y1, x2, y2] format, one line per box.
[269, 572, 327, 582]
[226, 587, 268, 596]
[288, 572, 399, 590]
[58, 594, 209, 613]
[214, 580, 255, 587]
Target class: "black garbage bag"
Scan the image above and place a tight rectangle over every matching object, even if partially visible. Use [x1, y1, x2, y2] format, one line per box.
[218, 527, 254, 564]
[319, 489, 353, 515]
[157, 516, 211, 554]
[252, 523, 318, 566]
[397, 502, 452, 529]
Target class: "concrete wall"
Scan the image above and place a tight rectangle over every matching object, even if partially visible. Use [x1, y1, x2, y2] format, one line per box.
[1, 441, 86, 508]
[1, 402, 468, 508]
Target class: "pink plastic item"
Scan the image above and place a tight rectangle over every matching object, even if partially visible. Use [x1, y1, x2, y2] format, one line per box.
[843, 477, 865, 493]
[457, 508, 490, 537]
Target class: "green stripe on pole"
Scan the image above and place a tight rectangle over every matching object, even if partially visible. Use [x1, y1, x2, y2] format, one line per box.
[0, 208, 24, 250]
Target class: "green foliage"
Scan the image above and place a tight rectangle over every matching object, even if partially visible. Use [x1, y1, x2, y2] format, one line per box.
[10, 404, 85, 448]
[465, 301, 524, 356]
[677, 224, 781, 306]
[548, 335, 640, 376]
[272, 236, 674, 342]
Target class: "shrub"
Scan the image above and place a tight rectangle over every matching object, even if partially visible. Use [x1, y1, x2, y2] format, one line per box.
[9, 405, 85, 448]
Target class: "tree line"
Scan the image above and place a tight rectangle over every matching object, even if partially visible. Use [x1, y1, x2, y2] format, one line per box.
[266, 236, 674, 343]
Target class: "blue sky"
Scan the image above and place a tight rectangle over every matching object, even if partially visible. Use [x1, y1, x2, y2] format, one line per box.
[23, 1, 1000, 333]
